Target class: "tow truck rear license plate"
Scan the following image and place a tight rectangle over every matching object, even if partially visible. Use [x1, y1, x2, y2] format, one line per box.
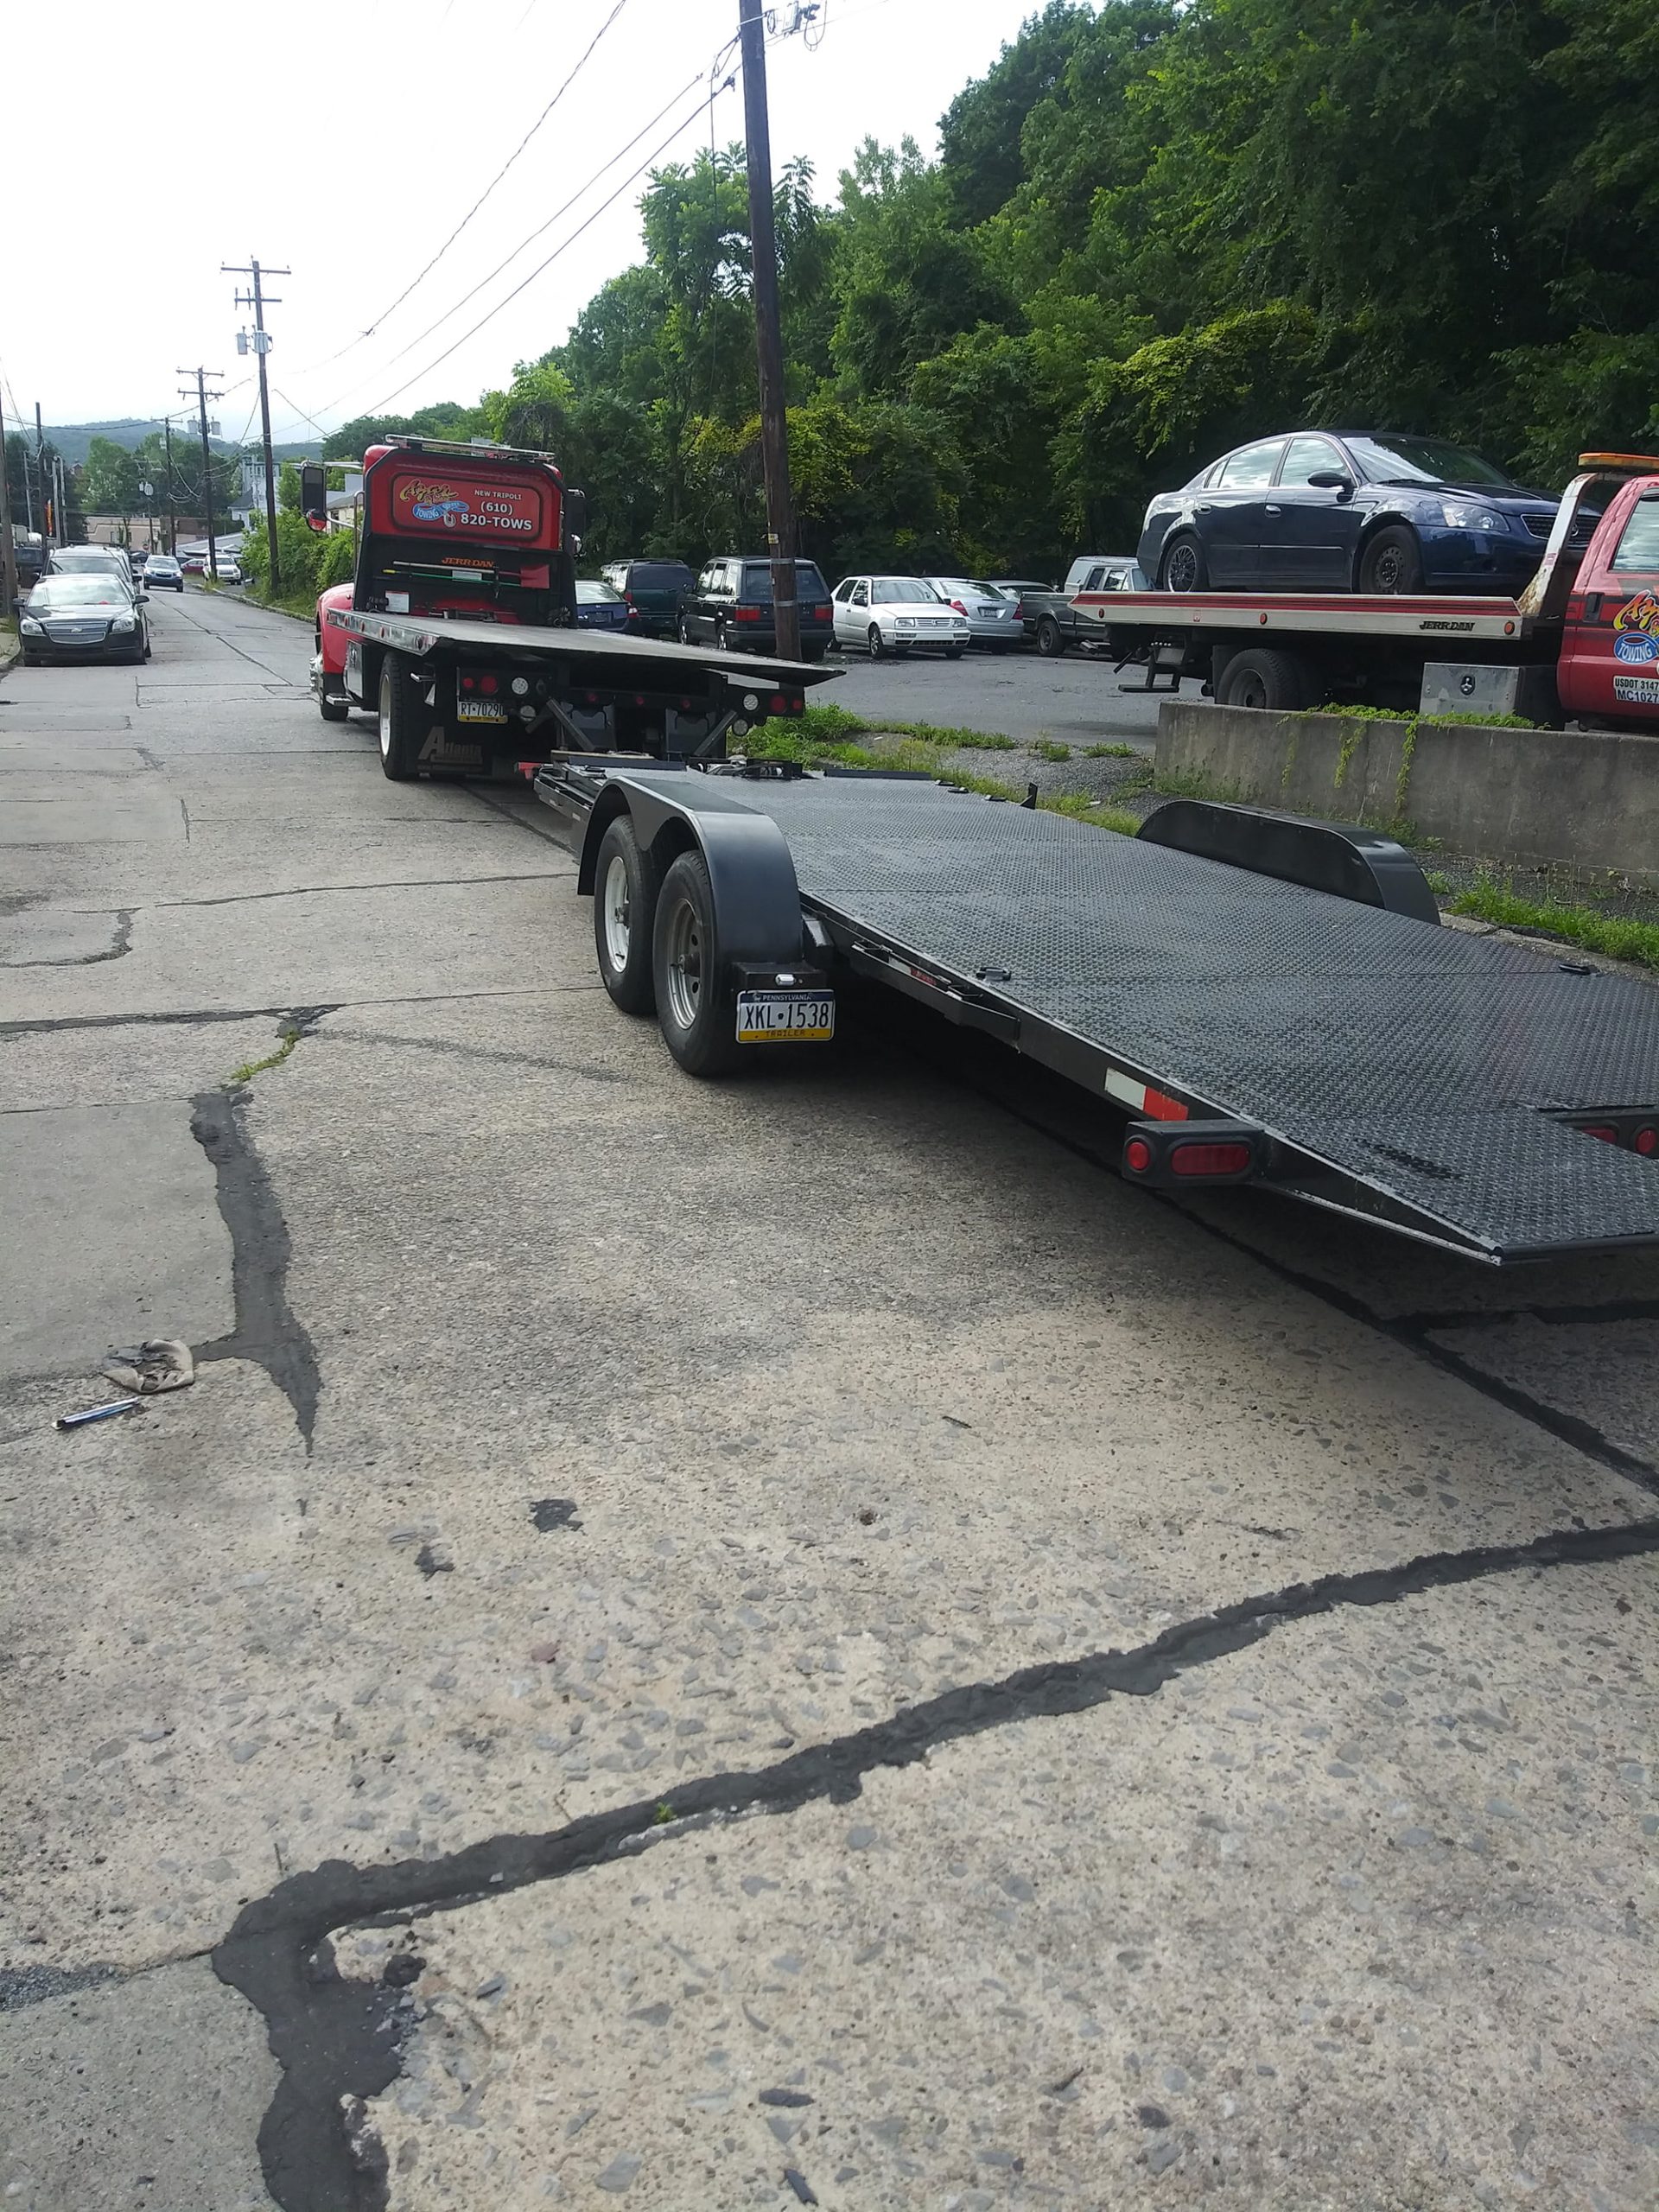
[456, 696, 509, 723]
[736, 989, 836, 1043]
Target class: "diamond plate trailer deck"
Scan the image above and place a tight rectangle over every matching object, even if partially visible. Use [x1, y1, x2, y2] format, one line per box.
[535, 763, 1659, 1264]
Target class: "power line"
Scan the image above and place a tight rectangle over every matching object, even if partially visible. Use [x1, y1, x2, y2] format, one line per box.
[291, 0, 629, 385]
[353, 81, 726, 418]
[310, 68, 706, 421]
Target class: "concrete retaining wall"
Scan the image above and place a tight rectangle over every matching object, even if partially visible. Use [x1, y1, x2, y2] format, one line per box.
[1154, 702, 1659, 882]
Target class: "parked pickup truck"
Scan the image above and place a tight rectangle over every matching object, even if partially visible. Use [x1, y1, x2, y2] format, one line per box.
[1018, 555, 1144, 657]
[1075, 453, 1659, 728]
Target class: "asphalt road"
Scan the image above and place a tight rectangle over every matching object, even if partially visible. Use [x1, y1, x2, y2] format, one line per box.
[1, 588, 1656, 2212]
[818, 641, 1189, 747]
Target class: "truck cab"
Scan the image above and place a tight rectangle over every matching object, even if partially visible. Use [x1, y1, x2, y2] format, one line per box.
[311, 437, 583, 714]
[1555, 469, 1659, 727]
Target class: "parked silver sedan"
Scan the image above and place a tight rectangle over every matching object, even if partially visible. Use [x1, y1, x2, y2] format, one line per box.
[925, 577, 1021, 652]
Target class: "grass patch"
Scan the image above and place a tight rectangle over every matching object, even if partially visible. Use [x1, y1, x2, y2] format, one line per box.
[749, 702, 1014, 752]
[243, 586, 318, 622]
[743, 716, 1138, 836]
[1084, 741, 1139, 758]
[229, 1026, 302, 1085]
[1448, 882, 1659, 969]
[1420, 710, 1540, 730]
[1031, 739, 1071, 762]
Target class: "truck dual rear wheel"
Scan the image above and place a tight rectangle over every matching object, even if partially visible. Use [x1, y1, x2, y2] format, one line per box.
[653, 850, 741, 1077]
[1216, 647, 1315, 711]
[378, 652, 420, 781]
[593, 817, 661, 1015]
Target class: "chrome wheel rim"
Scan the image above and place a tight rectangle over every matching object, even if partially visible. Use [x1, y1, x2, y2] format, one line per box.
[664, 895, 703, 1031]
[601, 853, 631, 971]
[378, 673, 392, 759]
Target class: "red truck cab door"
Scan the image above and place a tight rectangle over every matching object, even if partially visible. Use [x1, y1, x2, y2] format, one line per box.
[1558, 477, 1659, 725]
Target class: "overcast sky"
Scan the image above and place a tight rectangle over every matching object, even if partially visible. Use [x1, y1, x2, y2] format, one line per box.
[3, 0, 1049, 444]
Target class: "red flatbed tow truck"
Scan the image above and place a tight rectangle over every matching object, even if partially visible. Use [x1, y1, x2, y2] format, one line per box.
[1071, 454, 1659, 723]
[305, 437, 835, 777]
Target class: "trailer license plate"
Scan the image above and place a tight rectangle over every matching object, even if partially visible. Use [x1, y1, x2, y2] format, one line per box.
[736, 989, 836, 1044]
[456, 695, 508, 724]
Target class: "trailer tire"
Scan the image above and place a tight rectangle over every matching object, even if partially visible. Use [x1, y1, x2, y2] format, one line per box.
[1357, 525, 1423, 594]
[1216, 647, 1315, 711]
[378, 651, 421, 780]
[1036, 616, 1065, 658]
[593, 817, 661, 1016]
[653, 849, 742, 1077]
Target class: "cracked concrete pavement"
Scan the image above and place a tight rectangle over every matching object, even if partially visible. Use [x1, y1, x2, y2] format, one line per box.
[1, 588, 1656, 2211]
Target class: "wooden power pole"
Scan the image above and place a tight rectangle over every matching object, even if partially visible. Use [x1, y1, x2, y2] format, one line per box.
[738, 0, 800, 663]
[178, 368, 225, 581]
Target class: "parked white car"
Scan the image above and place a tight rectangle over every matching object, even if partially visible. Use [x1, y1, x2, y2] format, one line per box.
[831, 575, 969, 659]
[924, 576, 1020, 651]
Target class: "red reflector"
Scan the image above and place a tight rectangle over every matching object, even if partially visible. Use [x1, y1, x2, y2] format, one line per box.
[460, 675, 474, 690]
[1170, 1141, 1254, 1179]
[1143, 1087, 1189, 1122]
[1123, 1138, 1154, 1175]
[1636, 1127, 1658, 1157]
[769, 694, 787, 710]
[480, 675, 499, 696]
[1583, 1125, 1619, 1144]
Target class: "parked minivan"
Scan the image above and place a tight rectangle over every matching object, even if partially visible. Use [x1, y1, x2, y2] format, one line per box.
[598, 557, 698, 639]
[678, 556, 835, 660]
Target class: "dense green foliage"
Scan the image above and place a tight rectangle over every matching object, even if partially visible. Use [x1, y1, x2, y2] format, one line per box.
[239, 511, 356, 606]
[75, 430, 241, 534]
[324, 0, 1659, 578]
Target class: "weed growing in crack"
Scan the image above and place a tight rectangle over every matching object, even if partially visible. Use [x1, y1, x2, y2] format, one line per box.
[230, 1027, 302, 1085]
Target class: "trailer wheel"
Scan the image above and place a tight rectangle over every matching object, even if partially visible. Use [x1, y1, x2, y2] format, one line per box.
[593, 817, 660, 1015]
[1216, 647, 1314, 711]
[1357, 526, 1423, 594]
[653, 849, 742, 1077]
[378, 652, 420, 781]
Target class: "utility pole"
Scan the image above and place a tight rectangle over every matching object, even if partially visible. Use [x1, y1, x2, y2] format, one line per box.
[163, 419, 177, 553]
[0, 408, 16, 618]
[178, 368, 224, 581]
[738, 0, 800, 663]
[35, 402, 50, 547]
[225, 257, 288, 595]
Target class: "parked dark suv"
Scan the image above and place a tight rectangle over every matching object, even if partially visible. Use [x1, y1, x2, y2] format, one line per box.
[679, 557, 836, 660]
[597, 557, 698, 639]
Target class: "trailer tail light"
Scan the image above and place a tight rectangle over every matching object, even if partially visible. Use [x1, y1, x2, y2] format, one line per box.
[1121, 1118, 1261, 1187]
[1568, 1115, 1659, 1155]
[1171, 1141, 1254, 1178]
[479, 674, 499, 696]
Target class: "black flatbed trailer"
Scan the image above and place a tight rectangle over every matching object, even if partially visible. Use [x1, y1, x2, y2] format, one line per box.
[533, 759, 1659, 1265]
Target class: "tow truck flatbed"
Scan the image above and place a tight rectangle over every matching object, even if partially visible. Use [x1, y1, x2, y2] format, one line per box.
[537, 762, 1659, 1264]
[1071, 586, 1543, 645]
[324, 604, 829, 689]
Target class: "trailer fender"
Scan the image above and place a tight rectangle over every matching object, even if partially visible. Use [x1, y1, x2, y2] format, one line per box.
[576, 773, 806, 963]
[1137, 798, 1441, 925]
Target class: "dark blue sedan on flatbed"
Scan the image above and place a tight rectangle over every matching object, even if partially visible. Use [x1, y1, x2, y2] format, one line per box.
[1137, 430, 1576, 596]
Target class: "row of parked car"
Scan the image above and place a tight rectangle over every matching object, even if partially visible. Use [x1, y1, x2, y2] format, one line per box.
[576, 556, 1131, 661]
[14, 543, 168, 666]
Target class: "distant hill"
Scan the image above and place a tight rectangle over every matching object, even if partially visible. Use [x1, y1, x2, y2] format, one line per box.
[45, 418, 321, 465]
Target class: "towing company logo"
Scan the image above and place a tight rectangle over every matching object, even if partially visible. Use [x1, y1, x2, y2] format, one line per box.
[394, 474, 540, 536]
[1613, 589, 1659, 664]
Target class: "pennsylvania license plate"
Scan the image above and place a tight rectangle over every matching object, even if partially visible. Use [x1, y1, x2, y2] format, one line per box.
[735, 989, 836, 1044]
[456, 695, 509, 723]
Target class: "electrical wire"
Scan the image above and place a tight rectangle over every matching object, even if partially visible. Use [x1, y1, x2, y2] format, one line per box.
[327, 79, 727, 423]
[323, 0, 629, 365]
[302, 69, 706, 423]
